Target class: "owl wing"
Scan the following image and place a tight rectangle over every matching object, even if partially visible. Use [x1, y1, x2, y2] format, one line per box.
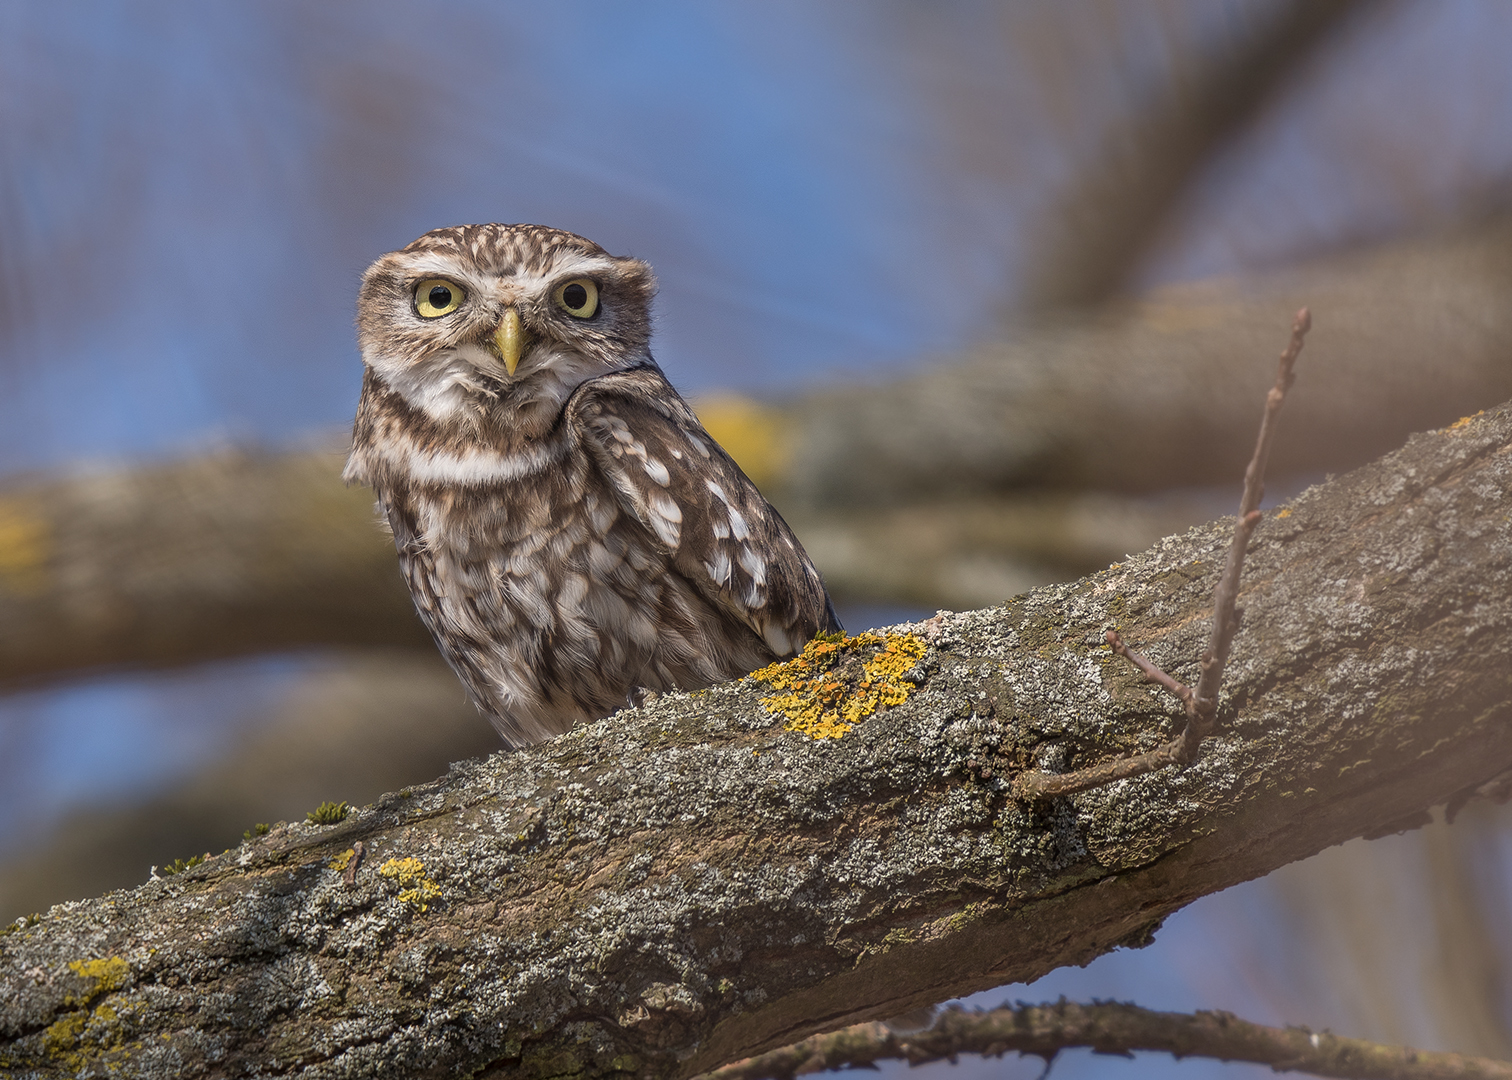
[568, 366, 841, 658]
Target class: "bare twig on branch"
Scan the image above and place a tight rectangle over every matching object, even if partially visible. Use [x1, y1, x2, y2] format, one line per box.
[701, 1000, 1512, 1080]
[1015, 308, 1310, 801]
[342, 840, 365, 887]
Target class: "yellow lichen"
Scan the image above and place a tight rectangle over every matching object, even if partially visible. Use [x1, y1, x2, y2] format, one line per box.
[41, 1012, 88, 1058]
[0, 498, 49, 593]
[380, 856, 442, 912]
[751, 631, 926, 740]
[1275, 507, 1292, 519]
[1447, 411, 1484, 432]
[66, 957, 131, 1004]
[330, 848, 356, 872]
[691, 395, 792, 490]
[39, 958, 136, 1070]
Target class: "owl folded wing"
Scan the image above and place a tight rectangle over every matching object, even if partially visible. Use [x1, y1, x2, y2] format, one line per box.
[569, 368, 840, 658]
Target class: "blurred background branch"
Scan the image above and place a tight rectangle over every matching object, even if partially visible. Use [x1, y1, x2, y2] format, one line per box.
[1017, 0, 1371, 308]
[0, 450, 427, 687]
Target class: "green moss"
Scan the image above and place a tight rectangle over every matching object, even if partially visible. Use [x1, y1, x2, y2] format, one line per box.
[944, 903, 985, 934]
[1, 912, 40, 936]
[158, 854, 205, 876]
[243, 822, 271, 840]
[750, 631, 927, 740]
[307, 800, 350, 824]
[521, 1045, 585, 1077]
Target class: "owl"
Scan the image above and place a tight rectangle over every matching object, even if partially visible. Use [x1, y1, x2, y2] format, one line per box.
[344, 223, 841, 747]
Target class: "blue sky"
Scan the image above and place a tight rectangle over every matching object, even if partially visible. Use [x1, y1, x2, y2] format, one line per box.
[4, 1, 1510, 474]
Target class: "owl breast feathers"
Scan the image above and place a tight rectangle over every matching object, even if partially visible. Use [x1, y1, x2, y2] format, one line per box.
[344, 223, 841, 746]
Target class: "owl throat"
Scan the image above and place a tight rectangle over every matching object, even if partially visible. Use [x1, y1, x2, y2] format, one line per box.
[388, 340, 642, 444]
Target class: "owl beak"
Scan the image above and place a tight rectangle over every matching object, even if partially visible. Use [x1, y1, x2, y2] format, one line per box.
[494, 307, 529, 376]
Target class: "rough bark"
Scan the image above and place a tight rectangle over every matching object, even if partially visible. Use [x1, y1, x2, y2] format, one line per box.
[2, 402, 1510, 1078]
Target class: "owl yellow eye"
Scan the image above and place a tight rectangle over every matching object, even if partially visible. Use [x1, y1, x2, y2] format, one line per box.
[414, 278, 464, 318]
[554, 278, 599, 318]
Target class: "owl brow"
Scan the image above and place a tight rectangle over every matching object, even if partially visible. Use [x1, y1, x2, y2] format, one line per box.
[542, 254, 619, 281]
[400, 257, 476, 282]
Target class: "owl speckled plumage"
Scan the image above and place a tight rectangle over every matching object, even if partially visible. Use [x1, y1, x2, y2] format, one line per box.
[345, 223, 841, 746]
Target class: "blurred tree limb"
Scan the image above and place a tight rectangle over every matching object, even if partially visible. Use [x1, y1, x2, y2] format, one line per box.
[1019, 0, 1371, 308]
[0, 450, 429, 687]
[708, 1001, 1512, 1080]
[3, 401, 1510, 1078]
[5, 221, 1512, 687]
[0, 650, 498, 923]
[779, 216, 1512, 510]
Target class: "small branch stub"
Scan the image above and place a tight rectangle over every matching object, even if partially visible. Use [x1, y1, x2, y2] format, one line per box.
[1014, 307, 1311, 801]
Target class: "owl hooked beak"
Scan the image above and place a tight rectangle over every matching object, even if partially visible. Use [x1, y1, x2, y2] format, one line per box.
[494, 307, 529, 376]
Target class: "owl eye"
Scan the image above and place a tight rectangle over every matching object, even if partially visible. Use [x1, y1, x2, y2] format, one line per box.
[554, 278, 599, 318]
[414, 278, 465, 318]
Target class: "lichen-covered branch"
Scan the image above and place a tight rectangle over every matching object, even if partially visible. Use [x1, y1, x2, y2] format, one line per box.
[2, 403, 1511, 1079]
[703, 1001, 1512, 1080]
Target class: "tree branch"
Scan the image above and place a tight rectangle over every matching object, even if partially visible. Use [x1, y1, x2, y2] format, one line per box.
[1019, 0, 1368, 309]
[8, 223, 1512, 684]
[704, 1001, 1512, 1080]
[2, 402, 1511, 1078]
[780, 218, 1512, 510]
[0, 449, 430, 687]
[1015, 307, 1309, 799]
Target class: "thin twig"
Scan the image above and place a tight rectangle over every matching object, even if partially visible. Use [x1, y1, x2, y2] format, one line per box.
[699, 999, 1512, 1080]
[1015, 308, 1310, 800]
[343, 840, 365, 886]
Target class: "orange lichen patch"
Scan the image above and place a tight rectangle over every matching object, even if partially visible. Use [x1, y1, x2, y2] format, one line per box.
[380, 856, 442, 912]
[751, 631, 927, 740]
[1275, 507, 1292, 519]
[1447, 411, 1484, 432]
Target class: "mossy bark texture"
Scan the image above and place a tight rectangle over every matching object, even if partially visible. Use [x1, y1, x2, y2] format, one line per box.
[3, 405, 1511, 1079]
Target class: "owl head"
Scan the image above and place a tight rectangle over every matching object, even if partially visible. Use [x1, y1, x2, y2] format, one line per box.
[355, 223, 657, 434]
